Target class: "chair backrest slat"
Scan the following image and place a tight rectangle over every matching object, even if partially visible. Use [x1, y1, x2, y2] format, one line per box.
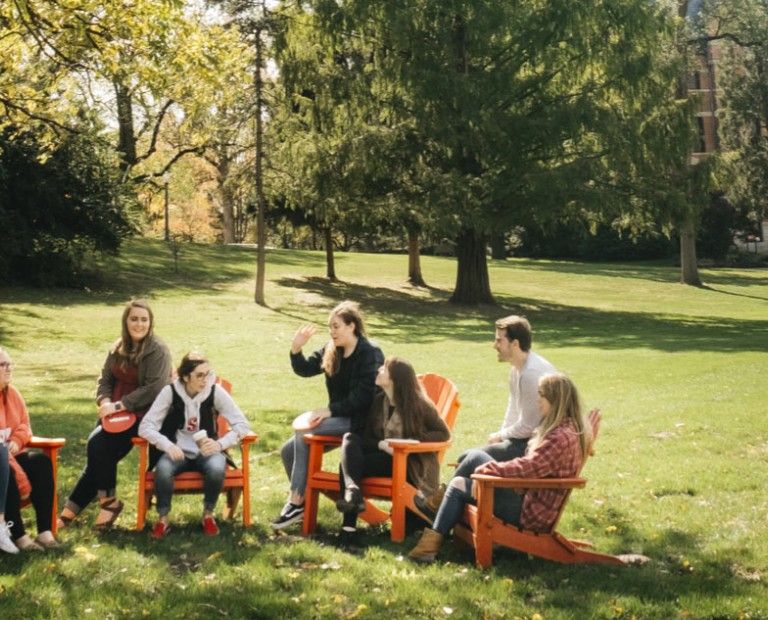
[215, 377, 233, 436]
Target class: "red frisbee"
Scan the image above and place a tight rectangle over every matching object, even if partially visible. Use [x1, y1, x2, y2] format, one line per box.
[102, 411, 137, 434]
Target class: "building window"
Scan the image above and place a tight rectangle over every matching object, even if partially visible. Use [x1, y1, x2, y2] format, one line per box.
[696, 117, 707, 152]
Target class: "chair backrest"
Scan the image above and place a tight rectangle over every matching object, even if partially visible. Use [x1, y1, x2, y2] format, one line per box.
[215, 377, 233, 436]
[418, 373, 461, 432]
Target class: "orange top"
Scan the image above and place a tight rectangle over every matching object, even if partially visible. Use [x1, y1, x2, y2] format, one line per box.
[0, 385, 33, 498]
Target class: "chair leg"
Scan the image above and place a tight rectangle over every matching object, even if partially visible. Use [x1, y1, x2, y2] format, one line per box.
[242, 483, 251, 527]
[302, 486, 321, 536]
[224, 488, 242, 521]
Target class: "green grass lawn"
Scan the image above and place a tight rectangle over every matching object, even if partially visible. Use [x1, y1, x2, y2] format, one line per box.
[1, 239, 767, 619]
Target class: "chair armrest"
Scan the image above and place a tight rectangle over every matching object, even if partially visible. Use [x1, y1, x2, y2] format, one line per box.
[241, 433, 258, 445]
[28, 436, 66, 449]
[390, 440, 452, 455]
[470, 474, 587, 490]
[303, 434, 343, 447]
[132, 437, 149, 446]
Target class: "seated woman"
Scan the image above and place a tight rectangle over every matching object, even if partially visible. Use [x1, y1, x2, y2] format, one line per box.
[272, 301, 383, 530]
[0, 347, 58, 551]
[59, 299, 172, 530]
[407, 372, 592, 563]
[138, 352, 251, 538]
[0, 443, 19, 554]
[335, 357, 450, 542]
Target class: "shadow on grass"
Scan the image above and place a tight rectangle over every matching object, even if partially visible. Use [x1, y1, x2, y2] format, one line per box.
[274, 277, 768, 353]
[436, 517, 763, 618]
[497, 258, 768, 288]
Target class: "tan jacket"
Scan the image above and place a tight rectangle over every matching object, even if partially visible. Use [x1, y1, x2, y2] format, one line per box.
[362, 391, 450, 496]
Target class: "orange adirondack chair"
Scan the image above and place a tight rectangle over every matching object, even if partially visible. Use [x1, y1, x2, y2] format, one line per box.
[302, 373, 460, 542]
[24, 436, 66, 535]
[131, 378, 258, 530]
[453, 409, 625, 568]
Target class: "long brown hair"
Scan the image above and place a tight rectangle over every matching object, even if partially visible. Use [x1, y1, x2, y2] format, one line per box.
[113, 299, 155, 368]
[529, 373, 591, 459]
[387, 356, 437, 439]
[321, 300, 366, 376]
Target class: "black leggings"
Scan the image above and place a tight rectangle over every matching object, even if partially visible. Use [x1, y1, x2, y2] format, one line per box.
[67, 420, 138, 511]
[5, 452, 54, 539]
[338, 432, 393, 528]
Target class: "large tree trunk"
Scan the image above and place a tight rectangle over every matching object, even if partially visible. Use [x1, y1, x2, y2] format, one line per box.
[114, 80, 137, 171]
[450, 228, 494, 305]
[324, 227, 337, 281]
[407, 228, 426, 287]
[253, 26, 267, 306]
[679, 215, 702, 286]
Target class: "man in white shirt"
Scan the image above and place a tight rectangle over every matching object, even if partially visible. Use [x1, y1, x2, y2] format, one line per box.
[415, 315, 556, 519]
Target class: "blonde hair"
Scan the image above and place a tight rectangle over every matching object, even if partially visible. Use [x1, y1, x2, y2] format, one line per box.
[320, 301, 366, 376]
[529, 373, 591, 459]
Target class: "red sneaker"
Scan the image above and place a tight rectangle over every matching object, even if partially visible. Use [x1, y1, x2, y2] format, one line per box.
[202, 515, 219, 536]
[151, 521, 170, 539]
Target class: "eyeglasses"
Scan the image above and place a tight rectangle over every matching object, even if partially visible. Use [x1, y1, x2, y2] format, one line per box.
[192, 370, 212, 380]
[0, 362, 11, 370]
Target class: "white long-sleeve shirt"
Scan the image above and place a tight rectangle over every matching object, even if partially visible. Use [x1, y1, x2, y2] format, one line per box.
[139, 376, 251, 457]
[499, 351, 556, 440]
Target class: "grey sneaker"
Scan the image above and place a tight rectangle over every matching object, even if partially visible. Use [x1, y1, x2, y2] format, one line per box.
[270, 502, 304, 530]
[0, 522, 19, 554]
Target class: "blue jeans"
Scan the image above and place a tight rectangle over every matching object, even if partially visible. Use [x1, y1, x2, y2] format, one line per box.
[280, 416, 351, 496]
[455, 438, 528, 477]
[0, 443, 8, 515]
[432, 450, 523, 536]
[154, 452, 227, 516]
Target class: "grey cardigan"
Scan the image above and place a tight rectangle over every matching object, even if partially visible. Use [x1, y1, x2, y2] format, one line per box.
[96, 335, 173, 413]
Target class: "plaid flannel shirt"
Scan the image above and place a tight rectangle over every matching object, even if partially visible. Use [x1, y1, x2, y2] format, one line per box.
[479, 420, 584, 532]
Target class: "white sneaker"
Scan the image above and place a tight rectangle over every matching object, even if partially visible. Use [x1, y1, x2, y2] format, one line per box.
[0, 522, 19, 554]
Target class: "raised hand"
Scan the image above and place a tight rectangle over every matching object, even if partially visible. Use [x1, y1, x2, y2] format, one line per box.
[291, 324, 317, 354]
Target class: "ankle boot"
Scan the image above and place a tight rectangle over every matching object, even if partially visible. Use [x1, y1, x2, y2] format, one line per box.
[407, 528, 444, 563]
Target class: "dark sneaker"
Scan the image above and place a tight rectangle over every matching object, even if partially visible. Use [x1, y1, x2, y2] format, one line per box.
[270, 503, 304, 530]
[335, 488, 366, 514]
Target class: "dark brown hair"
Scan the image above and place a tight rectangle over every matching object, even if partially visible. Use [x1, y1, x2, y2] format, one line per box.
[177, 352, 207, 383]
[495, 315, 532, 352]
[387, 356, 437, 439]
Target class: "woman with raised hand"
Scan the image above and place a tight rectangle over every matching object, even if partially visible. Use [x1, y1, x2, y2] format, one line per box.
[58, 299, 172, 531]
[407, 372, 592, 563]
[335, 357, 450, 543]
[0, 347, 58, 551]
[272, 301, 384, 530]
[139, 352, 251, 538]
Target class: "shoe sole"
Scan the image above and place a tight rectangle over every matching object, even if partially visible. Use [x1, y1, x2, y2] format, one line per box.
[270, 513, 304, 530]
[408, 554, 436, 563]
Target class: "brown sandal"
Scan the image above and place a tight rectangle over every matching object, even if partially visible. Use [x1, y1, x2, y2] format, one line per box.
[94, 499, 124, 531]
[57, 508, 78, 530]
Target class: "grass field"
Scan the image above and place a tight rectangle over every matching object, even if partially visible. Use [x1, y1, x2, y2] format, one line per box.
[1, 239, 766, 619]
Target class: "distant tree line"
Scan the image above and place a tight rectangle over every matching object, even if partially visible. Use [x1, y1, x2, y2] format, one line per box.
[1, 0, 766, 299]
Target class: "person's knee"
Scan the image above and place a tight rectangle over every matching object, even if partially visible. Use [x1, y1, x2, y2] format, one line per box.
[205, 454, 227, 481]
[449, 477, 467, 493]
[154, 457, 176, 481]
